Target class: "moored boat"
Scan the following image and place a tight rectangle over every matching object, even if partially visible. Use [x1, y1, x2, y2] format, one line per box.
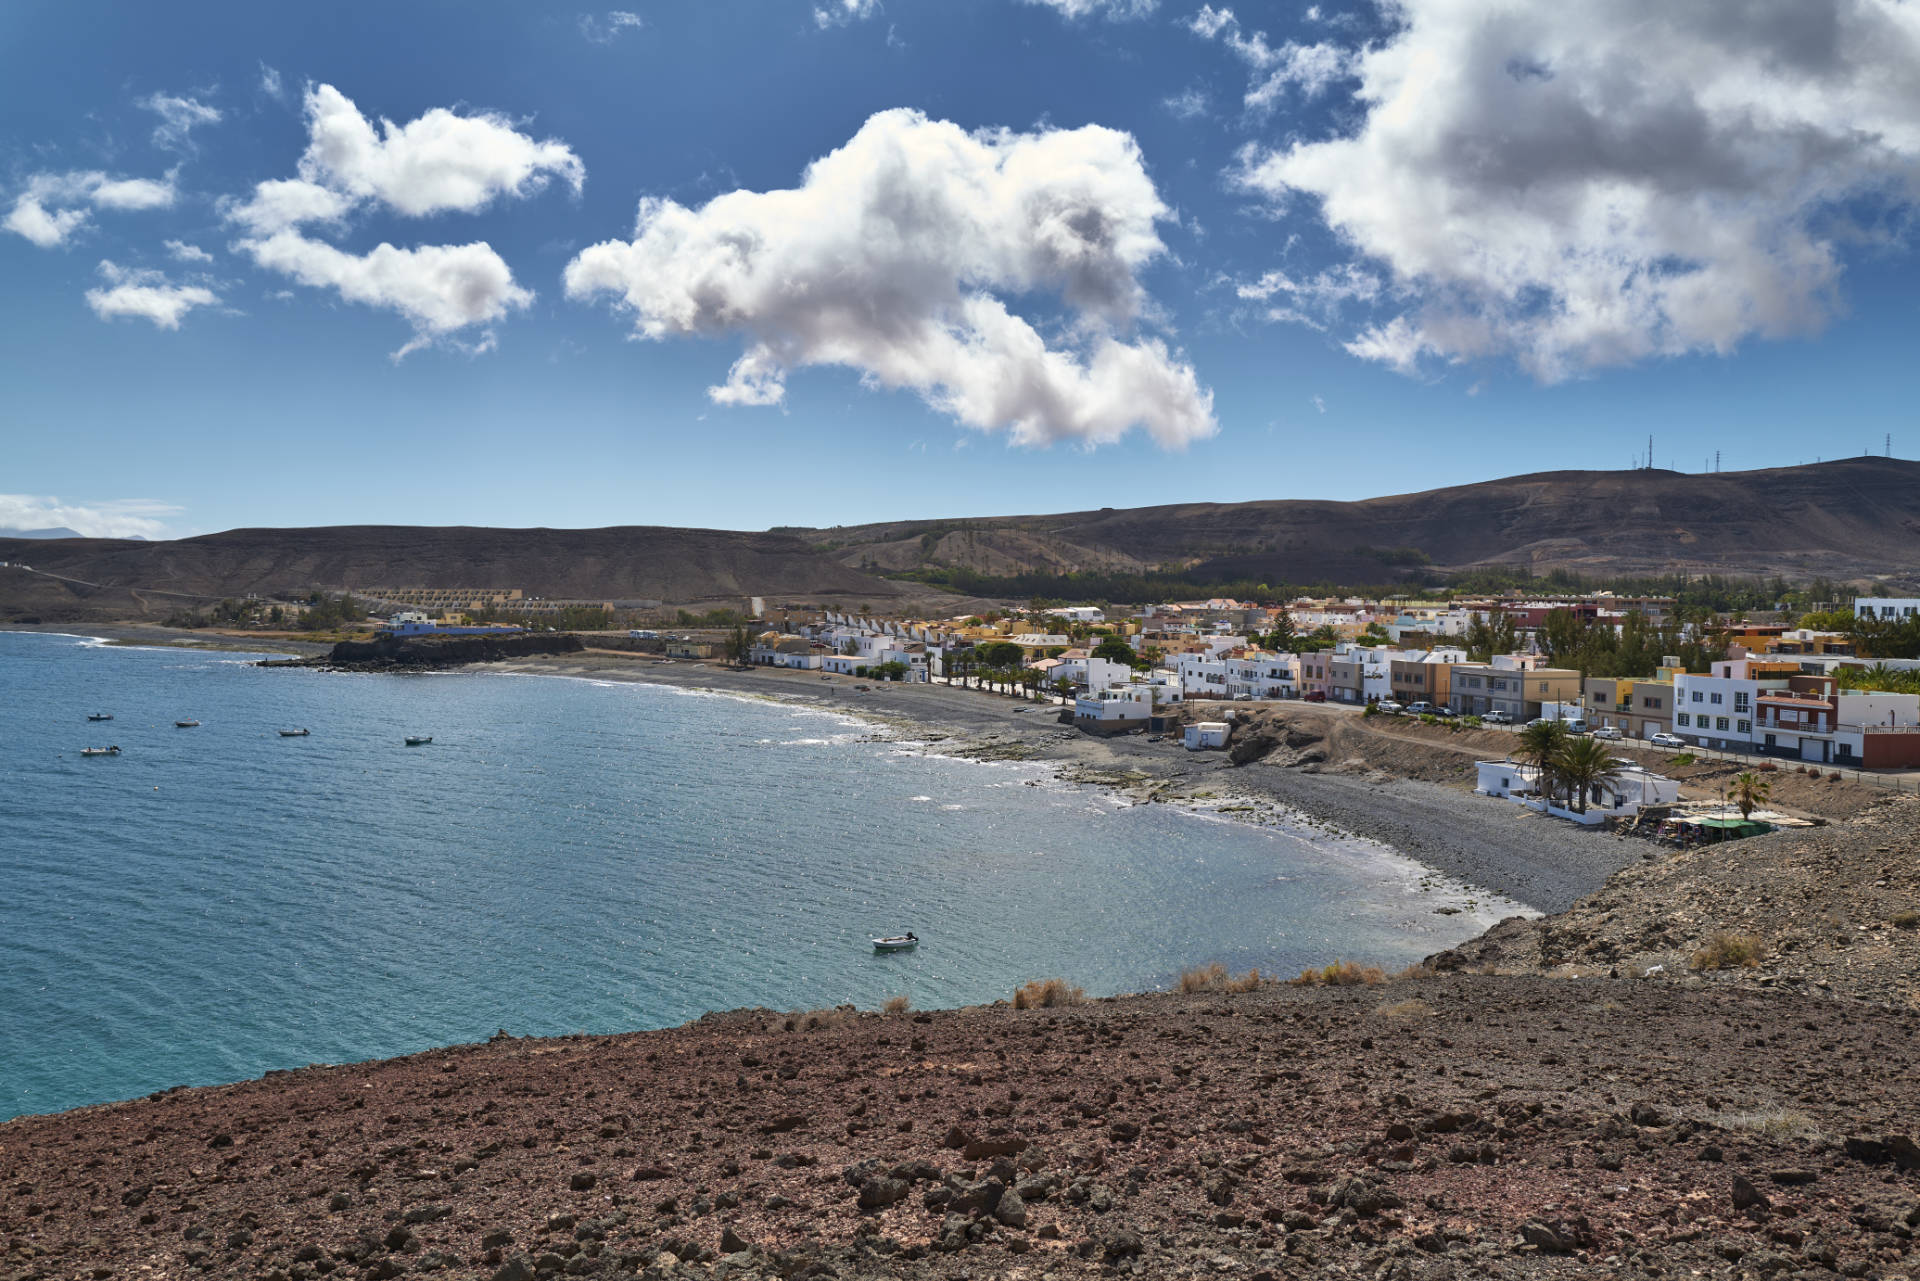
[81, 746, 121, 757]
[872, 933, 918, 952]
[87, 712, 113, 722]
[278, 728, 311, 737]
[405, 735, 433, 746]
[175, 720, 200, 728]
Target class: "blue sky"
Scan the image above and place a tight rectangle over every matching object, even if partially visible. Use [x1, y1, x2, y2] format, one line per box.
[3, 0, 1916, 539]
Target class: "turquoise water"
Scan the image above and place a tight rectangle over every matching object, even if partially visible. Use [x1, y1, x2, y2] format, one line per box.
[0, 631, 1513, 1119]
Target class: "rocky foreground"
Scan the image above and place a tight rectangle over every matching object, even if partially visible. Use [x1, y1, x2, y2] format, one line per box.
[6, 975, 1919, 1281]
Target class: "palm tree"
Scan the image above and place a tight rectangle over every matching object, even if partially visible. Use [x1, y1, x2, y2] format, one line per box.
[1730, 771, 1771, 820]
[1516, 718, 1570, 803]
[1555, 735, 1624, 813]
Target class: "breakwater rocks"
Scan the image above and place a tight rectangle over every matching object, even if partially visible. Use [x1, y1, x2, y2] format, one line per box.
[271, 631, 587, 672]
[6, 976, 1919, 1280]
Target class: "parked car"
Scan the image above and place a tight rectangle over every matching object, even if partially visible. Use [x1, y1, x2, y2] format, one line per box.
[1376, 700, 1404, 714]
[1649, 731, 1686, 748]
[1481, 709, 1513, 725]
[1304, 691, 1327, 702]
[1590, 725, 1624, 741]
[1406, 700, 1435, 715]
[1431, 706, 1457, 718]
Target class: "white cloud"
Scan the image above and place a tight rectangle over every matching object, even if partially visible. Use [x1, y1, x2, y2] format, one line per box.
[1022, 0, 1158, 17]
[164, 239, 214, 263]
[224, 84, 578, 355]
[1237, 0, 1920, 381]
[2, 170, 177, 248]
[1188, 6, 1353, 111]
[259, 63, 287, 102]
[84, 260, 220, 330]
[1310, 394, 1326, 413]
[813, 0, 881, 26]
[1162, 87, 1210, 121]
[138, 92, 222, 152]
[1235, 262, 1381, 328]
[565, 108, 1214, 448]
[579, 10, 643, 43]
[295, 83, 583, 217]
[243, 231, 530, 358]
[0, 495, 183, 540]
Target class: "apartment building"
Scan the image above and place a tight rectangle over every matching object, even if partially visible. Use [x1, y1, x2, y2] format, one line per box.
[1581, 669, 1678, 739]
[1447, 656, 1581, 721]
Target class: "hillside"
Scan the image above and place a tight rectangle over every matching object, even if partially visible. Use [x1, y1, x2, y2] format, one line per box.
[813, 457, 1920, 587]
[3, 459, 1914, 624]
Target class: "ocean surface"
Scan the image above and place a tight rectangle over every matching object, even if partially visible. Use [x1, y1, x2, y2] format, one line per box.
[0, 630, 1521, 1120]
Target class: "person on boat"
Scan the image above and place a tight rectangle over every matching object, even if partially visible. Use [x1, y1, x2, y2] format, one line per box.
[905, 932, 915, 941]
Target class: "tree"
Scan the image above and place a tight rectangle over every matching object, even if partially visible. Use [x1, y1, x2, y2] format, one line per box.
[1301, 624, 1340, 652]
[724, 623, 752, 666]
[976, 640, 1026, 669]
[1516, 719, 1571, 803]
[1264, 606, 1297, 651]
[1730, 771, 1771, 820]
[1554, 736, 1623, 814]
[1465, 609, 1518, 662]
[1091, 636, 1136, 665]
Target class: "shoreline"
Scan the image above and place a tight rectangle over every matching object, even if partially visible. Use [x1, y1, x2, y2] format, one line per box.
[480, 652, 1642, 915]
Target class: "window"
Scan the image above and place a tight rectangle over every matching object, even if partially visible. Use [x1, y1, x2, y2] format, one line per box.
[1642, 696, 1663, 710]
[1734, 692, 1750, 712]
[1736, 719, 1751, 734]
[1691, 691, 1704, 702]
[1538, 681, 1549, 693]
[1716, 716, 1729, 731]
[1677, 713, 1690, 727]
[1710, 693, 1723, 705]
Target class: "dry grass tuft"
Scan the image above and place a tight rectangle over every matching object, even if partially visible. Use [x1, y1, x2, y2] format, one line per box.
[1892, 910, 1919, 931]
[1178, 962, 1275, 994]
[882, 994, 911, 1015]
[784, 1005, 856, 1032]
[1289, 960, 1386, 987]
[1690, 932, 1765, 971]
[1701, 1106, 1824, 1141]
[1374, 998, 1432, 1018]
[1013, 978, 1084, 1009]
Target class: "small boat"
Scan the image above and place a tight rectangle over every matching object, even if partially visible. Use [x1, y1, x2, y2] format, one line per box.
[278, 728, 311, 737]
[872, 933, 918, 952]
[87, 712, 113, 722]
[175, 720, 200, 728]
[405, 735, 433, 746]
[81, 746, 122, 757]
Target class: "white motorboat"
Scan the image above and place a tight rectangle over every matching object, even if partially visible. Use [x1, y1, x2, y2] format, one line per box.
[405, 735, 433, 746]
[80, 746, 122, 757]
[872, 933, 918, 952]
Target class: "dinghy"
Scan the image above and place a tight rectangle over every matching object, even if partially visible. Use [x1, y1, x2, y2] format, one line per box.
[872, 933, 918, 952]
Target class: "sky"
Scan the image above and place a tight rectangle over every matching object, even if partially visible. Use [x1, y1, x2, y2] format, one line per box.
[3, 0, 1918, 540]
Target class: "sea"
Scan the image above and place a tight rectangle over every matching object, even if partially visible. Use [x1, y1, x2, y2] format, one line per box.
[0, 630, 1522, 1120]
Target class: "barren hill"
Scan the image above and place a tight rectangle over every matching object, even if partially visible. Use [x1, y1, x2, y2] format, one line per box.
[3, 459, 1914, 623]
[814, 457, 1920, 587]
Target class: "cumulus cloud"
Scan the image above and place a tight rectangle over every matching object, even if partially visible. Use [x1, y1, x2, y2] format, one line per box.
[84, 260, 220, 330]
[243, 231, 530, 357]
[224, 83, 578, 356]
[579, 10, 643, 43]
[1235, 263, 1381, 328]
[2, 170, 176, 248]
[0, 495, 183, 540]
[1187, 5, 1353, 110]
[1236, 0, 1920, 381]
[565, 108, 1214, 448]
[164, 239, 214, 263]
[138, 92, 222, 152]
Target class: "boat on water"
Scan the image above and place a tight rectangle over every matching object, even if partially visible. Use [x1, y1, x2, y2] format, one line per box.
[80, 746, 121, 757]
[278, 728, 311, 737]
[87, 712, 113, 722]
[872, 933, 918, 952]
[405, 735, 433, 746]
[175, 720, 200, 728]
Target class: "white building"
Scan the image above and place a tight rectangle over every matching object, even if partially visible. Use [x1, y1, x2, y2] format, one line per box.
[1047, 654, 1134, 693]
[1074, 685, 1159, 731]
[1052, 606, 1106, 623]
[1475, 759, 1681, 826]
[1184, 721, 1231, 751]
[1854, 598, 1920, 623]
[1224, 651, 1299, 699]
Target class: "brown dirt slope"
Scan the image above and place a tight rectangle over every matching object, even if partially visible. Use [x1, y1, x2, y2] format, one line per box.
[6, 976, 1919, 1281]
[1439, 795, 1920, 1007]
[815, 457, 1920, 585]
